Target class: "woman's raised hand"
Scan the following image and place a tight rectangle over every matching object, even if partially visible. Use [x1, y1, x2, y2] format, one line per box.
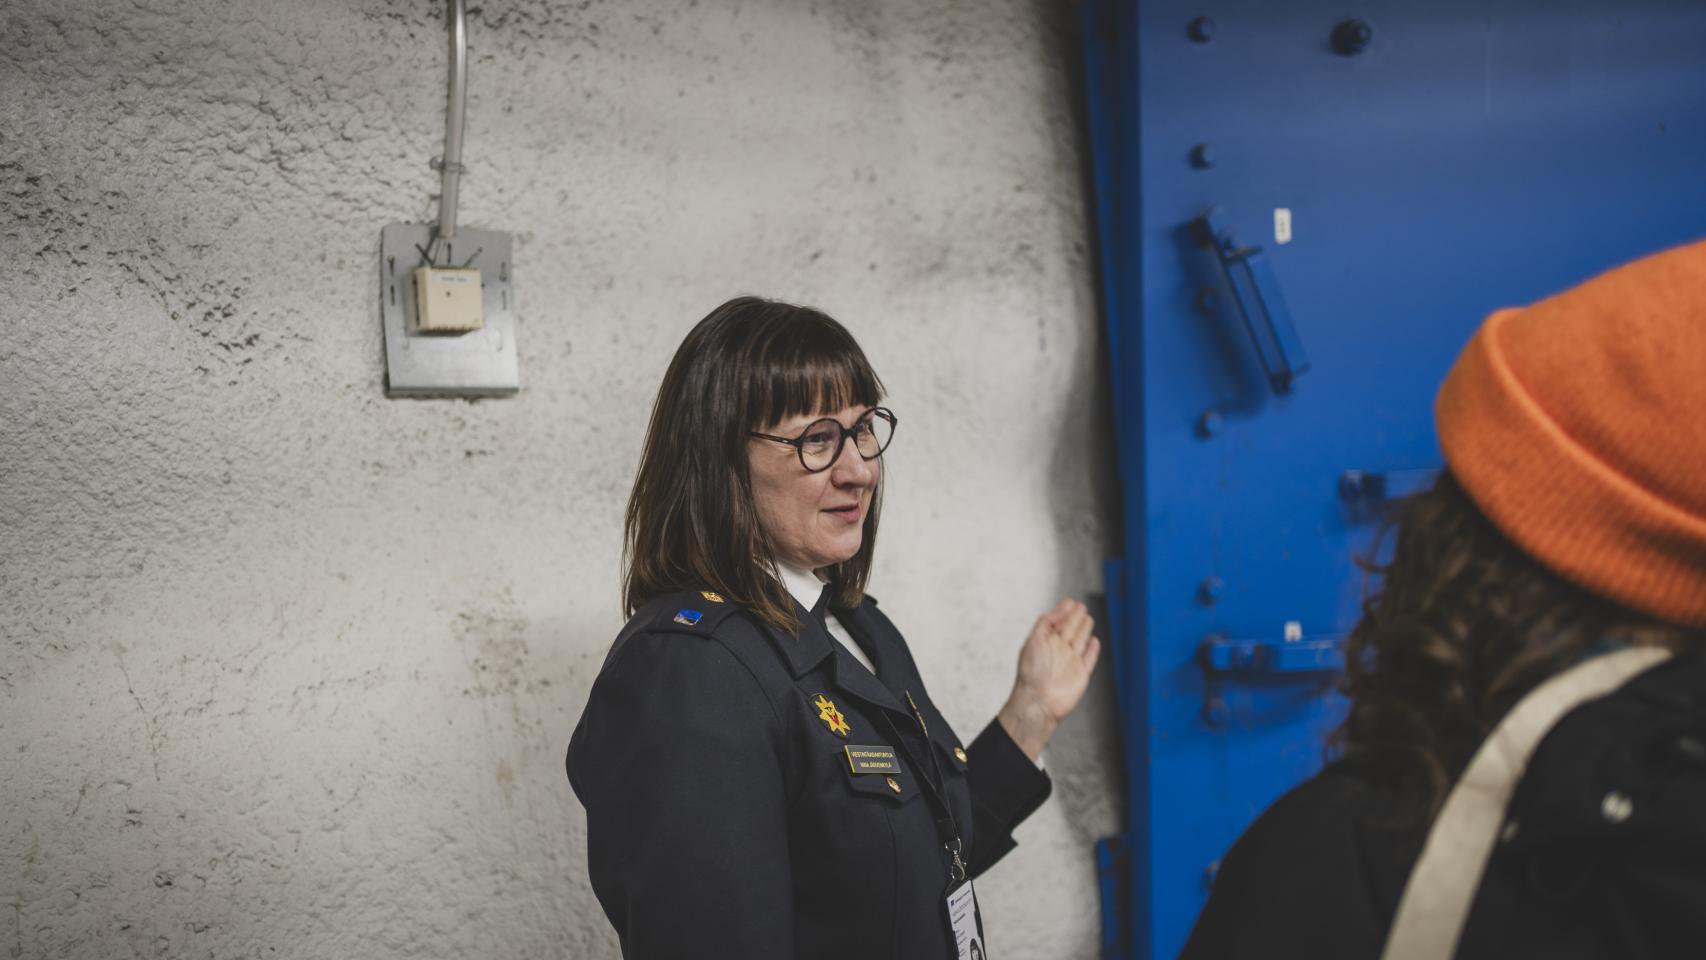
[996, 598, 1101, 762]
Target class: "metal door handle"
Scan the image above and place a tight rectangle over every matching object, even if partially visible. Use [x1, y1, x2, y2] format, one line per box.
[1192, 208, 1310, 394]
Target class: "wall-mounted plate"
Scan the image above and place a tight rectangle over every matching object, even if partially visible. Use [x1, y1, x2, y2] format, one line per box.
[378, 223, 520, 397]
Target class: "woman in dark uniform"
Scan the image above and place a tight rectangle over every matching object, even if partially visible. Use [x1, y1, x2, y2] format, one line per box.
[567, 296, 1101, 958]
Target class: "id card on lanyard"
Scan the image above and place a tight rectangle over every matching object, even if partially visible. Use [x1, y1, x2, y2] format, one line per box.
[898, 691, 989, 960]
[945, 879, 988, 960]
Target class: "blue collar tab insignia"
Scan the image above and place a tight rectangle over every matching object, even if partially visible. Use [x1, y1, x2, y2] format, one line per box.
[673, 609, 703, 626]
[813, 693, 851, 737]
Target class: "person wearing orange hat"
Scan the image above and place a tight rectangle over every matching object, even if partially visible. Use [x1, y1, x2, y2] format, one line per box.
[1181, 240, 1706, 960]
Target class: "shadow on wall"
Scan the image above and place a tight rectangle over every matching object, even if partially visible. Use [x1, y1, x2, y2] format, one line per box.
[1040, 0, 1129, 846]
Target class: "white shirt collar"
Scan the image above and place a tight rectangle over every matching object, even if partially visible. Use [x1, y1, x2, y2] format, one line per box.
[775, 562, 827, 613]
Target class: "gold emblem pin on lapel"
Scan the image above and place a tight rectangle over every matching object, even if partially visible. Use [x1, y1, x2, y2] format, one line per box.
[700, 591, 725, 603]
[953, 746, 968, 764]
[812, 694, 851, 737]
[885, 776, 901, 794]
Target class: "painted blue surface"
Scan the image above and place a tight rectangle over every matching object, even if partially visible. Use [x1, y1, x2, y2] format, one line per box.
[1095, 834, 1132, 958]
[1080, 2, 1706, 957]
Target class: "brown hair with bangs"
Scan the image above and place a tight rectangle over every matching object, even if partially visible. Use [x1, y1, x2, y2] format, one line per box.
[623, 296, 887, 632]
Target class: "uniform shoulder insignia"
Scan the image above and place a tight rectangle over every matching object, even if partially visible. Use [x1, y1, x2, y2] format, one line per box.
[642, 589, 742, 636]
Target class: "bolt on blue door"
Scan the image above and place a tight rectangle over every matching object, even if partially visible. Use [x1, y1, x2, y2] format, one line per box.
[1083, 1, 1706, 956]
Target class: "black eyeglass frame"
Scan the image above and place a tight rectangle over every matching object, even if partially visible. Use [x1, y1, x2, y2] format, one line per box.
[748, 407, 898, 474]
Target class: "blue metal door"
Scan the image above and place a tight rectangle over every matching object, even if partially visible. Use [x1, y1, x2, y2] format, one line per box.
[1081, 2, 1706, 956]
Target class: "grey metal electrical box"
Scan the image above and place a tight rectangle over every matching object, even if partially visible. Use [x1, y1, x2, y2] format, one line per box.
[378, 223, 519, 397]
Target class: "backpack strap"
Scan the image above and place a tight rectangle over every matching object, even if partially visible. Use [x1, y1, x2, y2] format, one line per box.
[1380, 645, 1673, 960]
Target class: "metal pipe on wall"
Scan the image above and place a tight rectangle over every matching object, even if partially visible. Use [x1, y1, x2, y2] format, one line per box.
[436, 0, 467, 248]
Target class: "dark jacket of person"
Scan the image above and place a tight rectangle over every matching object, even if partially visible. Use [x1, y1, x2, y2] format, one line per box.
[568, 589, 1053, 959]
[1181, 652, 1706, 960]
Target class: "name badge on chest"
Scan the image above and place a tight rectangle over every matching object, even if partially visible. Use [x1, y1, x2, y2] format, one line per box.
[843, 744, 899, 775]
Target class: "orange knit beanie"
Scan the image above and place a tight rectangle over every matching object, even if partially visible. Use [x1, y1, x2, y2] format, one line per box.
[1436, 239, 1706, 628]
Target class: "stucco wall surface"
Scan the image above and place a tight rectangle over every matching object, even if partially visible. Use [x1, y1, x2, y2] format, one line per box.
[0, 0, 1120, 957]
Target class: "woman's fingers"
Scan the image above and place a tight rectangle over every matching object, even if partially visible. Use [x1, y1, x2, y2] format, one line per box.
[1063, 608, 1092, 651]
[1082, 634, 1101, 664]
[1028, 599, 1100, 673]
[1040, 599, 1076, 633]
[1043, 599, 1085, 629]
[1036, 600, 1096, 661]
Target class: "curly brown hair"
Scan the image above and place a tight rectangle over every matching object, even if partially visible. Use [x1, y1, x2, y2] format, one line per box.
[1332, 470, 1705, 822]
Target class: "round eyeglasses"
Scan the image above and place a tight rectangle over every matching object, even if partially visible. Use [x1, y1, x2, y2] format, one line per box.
[749, 407, 897, 473]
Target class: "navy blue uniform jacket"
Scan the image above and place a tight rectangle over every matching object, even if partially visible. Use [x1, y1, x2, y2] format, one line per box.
[567, 590, 1054, 958]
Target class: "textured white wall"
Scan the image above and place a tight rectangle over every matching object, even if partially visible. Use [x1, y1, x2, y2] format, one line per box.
[1, 0, 1120, 956]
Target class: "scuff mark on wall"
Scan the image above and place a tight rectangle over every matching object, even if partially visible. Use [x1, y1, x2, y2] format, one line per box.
[111, 647, 162, 783]
[455, 604, 530, 702]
